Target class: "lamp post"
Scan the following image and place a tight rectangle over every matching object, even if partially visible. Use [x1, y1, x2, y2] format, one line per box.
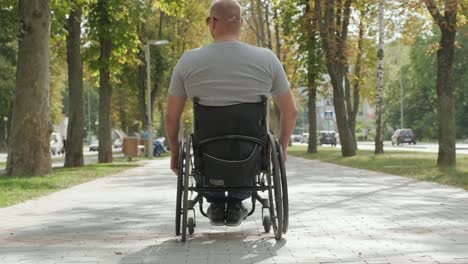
[3, 116, 7, 144]
[145, 39, 169, 157]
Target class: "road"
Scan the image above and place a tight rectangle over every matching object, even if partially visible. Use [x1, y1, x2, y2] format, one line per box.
[2, 141, 468, 164]
[0, 147, 126, 168]
[294, 141, 468, 155]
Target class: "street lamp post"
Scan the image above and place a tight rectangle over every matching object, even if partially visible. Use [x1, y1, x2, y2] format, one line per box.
[3, 116, 7, 144]
[145, 40, 169, 157]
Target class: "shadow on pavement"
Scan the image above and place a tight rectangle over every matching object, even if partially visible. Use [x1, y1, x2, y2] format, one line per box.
[119, 236, 286, 264]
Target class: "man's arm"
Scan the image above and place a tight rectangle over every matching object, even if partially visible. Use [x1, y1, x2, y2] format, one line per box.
[273, 90, 297, 161]
[165, 96, 187, 174]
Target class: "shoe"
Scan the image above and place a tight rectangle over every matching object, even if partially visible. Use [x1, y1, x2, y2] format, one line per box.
[207, 202, 225, 226]
[225, 202, 248, 226]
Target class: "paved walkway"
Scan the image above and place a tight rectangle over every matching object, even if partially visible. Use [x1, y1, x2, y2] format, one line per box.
[1, 157, 468, 264]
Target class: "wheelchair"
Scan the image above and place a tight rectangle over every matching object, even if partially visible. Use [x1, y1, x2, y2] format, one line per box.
[175, 96, 288, 242]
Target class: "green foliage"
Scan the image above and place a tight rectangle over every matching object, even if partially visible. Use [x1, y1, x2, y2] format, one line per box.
[0, 161, 138, 207]
[0, 1, 17, 122]
[85, 0, 142, 78]
[277, 0, 318, 88]
[0, 0, 17, 45]
[384, 25, 468, 140]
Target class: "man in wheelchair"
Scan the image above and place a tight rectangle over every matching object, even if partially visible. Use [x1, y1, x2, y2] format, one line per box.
[165, 0, 297, 227]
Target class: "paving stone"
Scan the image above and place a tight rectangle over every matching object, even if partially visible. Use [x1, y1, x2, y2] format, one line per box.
[0, 157, 467, 263]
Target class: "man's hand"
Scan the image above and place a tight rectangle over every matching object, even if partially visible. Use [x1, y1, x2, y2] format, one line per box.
[170, 151, 179, 175]
[280, 143, 288, 161]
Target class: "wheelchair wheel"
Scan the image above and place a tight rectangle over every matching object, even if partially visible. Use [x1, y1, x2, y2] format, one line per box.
[275, 139, 289, 234]
[263, 215, 271, 233]
[268, 135, 283, 240]
[175, 142, 184, 236]
[188, 217, 195, 235]
[181, 136, 192, 242]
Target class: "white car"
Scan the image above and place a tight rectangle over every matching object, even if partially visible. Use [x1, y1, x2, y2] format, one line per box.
[50, 132, 64, 155]
[89, 140, 99, 151]
[113, 138, 122, 148]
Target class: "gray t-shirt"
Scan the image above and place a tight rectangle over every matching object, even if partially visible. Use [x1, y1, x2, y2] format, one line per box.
[168, 41, 290, 106]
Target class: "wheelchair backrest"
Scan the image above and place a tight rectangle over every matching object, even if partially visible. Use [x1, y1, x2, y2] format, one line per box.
[192, 96, 268, 187]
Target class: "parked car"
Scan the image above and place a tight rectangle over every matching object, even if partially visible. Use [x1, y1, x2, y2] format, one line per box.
[89, 140, 99, 151]
[50, 132, 64, 155]
[291, 134, 301, 143]
[113, 138, 122, 148]
[391, 129, 416, 145]
[318, 131, 337, 146]
[300, 133, 309, 143]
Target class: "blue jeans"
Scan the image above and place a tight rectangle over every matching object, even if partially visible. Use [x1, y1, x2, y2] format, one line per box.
[206, 191, 251, 203]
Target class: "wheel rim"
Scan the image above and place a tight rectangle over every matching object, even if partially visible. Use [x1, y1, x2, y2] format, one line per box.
[268, 135, 283, 240]
[175, 142, 184, 236]
[181, 136, 191, 242]
[275, 140, 289, 234]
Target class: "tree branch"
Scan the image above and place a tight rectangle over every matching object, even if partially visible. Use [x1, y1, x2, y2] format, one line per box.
[341, 0, 352, 43]
[423, 0, 445, 28]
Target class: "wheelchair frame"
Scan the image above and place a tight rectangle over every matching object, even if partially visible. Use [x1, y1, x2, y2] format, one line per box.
[175, 97, 289, 242]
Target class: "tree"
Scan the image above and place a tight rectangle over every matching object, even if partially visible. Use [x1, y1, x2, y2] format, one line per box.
[94, 0, 113, 163]
[422, 0, 459, 167]
[7, 0, 52, 175]
[304, 0, 320, 153]
[65, 1, 84, 167]
[374, 0, 385, 154]
[314, 0, 356, 157]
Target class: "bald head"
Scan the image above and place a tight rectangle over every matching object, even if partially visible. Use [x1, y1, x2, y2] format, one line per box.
[210, 0, 242, 35]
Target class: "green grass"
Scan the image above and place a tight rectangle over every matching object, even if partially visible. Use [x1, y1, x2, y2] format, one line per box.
[288, 146, 468, 190]
[0, 161, 139, 208]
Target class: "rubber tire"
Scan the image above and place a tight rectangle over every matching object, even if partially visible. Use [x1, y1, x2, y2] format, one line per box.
[175, 142, 184, 236]
[188, 217, 195, 235]
[275, 139, 289, 234]
[181, 136, 191, 242]
[263, 215, 271, 233]
[268, 135, 283, 240]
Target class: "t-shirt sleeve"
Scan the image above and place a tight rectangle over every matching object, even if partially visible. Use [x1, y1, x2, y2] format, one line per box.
[270, 51, 290, 96]
[168, 57, 187, 97]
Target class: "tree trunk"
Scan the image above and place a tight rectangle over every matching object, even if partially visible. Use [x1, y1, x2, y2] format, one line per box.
[265, 2, 272, 50]
[137, 52, 148, 130]
[97, 0, 113, 163]
[305, 0, 318, 153]
[250, 0, 261, 47]
[348, 14, 364, 150]
[64, 4, 84, 167]
[315, 0, 356, 157]
[158, 101, 166, 141]
[344, 68, 356, 149]
[7, 0, 52, 176]
[256, 0, 265, 47]
[436, 27, 457, 167]
[328, 66, 355, 156]
[422, 0, 458, 167]
[374, 0, 385, 154]
[118, 88, 128, 132]
[273, 7, 281, 61]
